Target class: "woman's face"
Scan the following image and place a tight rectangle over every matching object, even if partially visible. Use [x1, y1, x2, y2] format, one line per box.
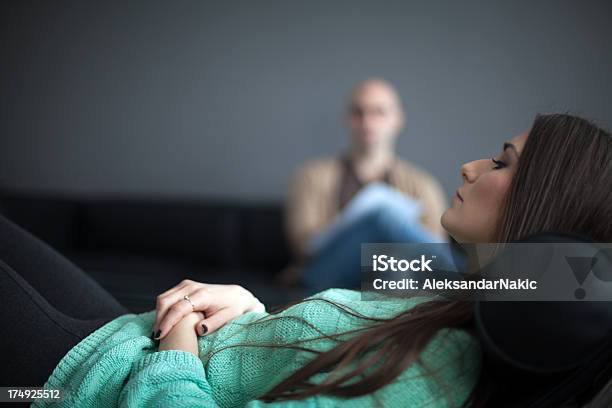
[441, 132, 528, 243]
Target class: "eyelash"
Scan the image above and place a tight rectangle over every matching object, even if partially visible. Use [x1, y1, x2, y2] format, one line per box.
[491, 158, 507, 169]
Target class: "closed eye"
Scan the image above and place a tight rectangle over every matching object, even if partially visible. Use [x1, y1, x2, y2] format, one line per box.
[491, 158, 507, 169]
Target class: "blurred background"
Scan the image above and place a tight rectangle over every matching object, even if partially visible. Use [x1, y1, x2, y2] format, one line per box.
[0, 0, 610, 311]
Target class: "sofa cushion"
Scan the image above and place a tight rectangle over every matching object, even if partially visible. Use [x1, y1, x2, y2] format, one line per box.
[67, 250, 304, 312]
[241, 205, 290, 273]
[0, 192, 80, 251]
[80, 199, 243, 266]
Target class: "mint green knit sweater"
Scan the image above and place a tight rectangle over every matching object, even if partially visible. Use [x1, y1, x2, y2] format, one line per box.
[33, 289, 480, 407]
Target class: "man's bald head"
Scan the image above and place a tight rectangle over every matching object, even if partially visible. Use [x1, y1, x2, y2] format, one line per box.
[349, 78, 403, 111]
[346, 78, 405, 153]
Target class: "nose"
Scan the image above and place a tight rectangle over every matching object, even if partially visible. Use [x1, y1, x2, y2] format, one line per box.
[361, 112, 376, 125]
[461, 159, 492, 183]
[461, 161, 477, 183]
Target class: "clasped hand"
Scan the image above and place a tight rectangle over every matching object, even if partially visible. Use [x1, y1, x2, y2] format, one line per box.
[152, 280, 265, 340]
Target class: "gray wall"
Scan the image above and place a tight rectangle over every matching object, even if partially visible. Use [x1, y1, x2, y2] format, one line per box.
[1, 0, 610, 202]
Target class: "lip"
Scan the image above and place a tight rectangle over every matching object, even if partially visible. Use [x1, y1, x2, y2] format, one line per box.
[455, 190, 464, 202]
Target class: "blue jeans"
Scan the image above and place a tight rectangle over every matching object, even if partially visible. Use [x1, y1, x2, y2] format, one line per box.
[302, 183, 463, 293]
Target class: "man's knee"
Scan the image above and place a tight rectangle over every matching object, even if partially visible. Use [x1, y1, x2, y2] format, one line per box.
[360, 203, 407, 231]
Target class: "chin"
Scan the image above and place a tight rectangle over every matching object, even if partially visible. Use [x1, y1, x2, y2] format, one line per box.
[440, 210, 463, 243]
[358, 138, 378, 149]
[440, 209, 453, 232]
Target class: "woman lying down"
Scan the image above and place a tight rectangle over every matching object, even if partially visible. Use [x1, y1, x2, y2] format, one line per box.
[2, 114, 611, 407]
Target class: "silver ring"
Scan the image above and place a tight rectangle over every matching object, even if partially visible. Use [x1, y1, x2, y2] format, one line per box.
[183, 295, 195, 311]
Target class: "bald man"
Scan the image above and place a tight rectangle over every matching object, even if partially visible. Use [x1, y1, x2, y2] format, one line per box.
[282, 78, 448, 289]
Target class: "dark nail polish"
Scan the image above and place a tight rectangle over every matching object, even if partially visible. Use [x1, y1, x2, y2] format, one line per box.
[155, 330, 161, 339]
[200, 324, 208, 336]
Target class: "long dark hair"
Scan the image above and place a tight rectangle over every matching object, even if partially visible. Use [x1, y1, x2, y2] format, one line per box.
[253, 114, 612, 406]
[497, 114, 612, 243]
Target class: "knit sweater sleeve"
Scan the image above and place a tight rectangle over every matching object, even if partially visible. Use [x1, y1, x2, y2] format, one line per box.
[118, 350, 211, 407]
[119, 328, 479, 408]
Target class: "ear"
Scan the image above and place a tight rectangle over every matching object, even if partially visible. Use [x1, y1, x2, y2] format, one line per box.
[395, 109, 405, 133]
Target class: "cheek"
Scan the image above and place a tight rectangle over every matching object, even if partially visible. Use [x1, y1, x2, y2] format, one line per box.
[466, 174, 512, 239]
[471, 174, 511, 215]
[348, 117, 361, 129]
[442, 173, 512, 243]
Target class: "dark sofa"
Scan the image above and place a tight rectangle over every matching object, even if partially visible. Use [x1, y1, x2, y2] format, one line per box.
[0, 189, 306, 312]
